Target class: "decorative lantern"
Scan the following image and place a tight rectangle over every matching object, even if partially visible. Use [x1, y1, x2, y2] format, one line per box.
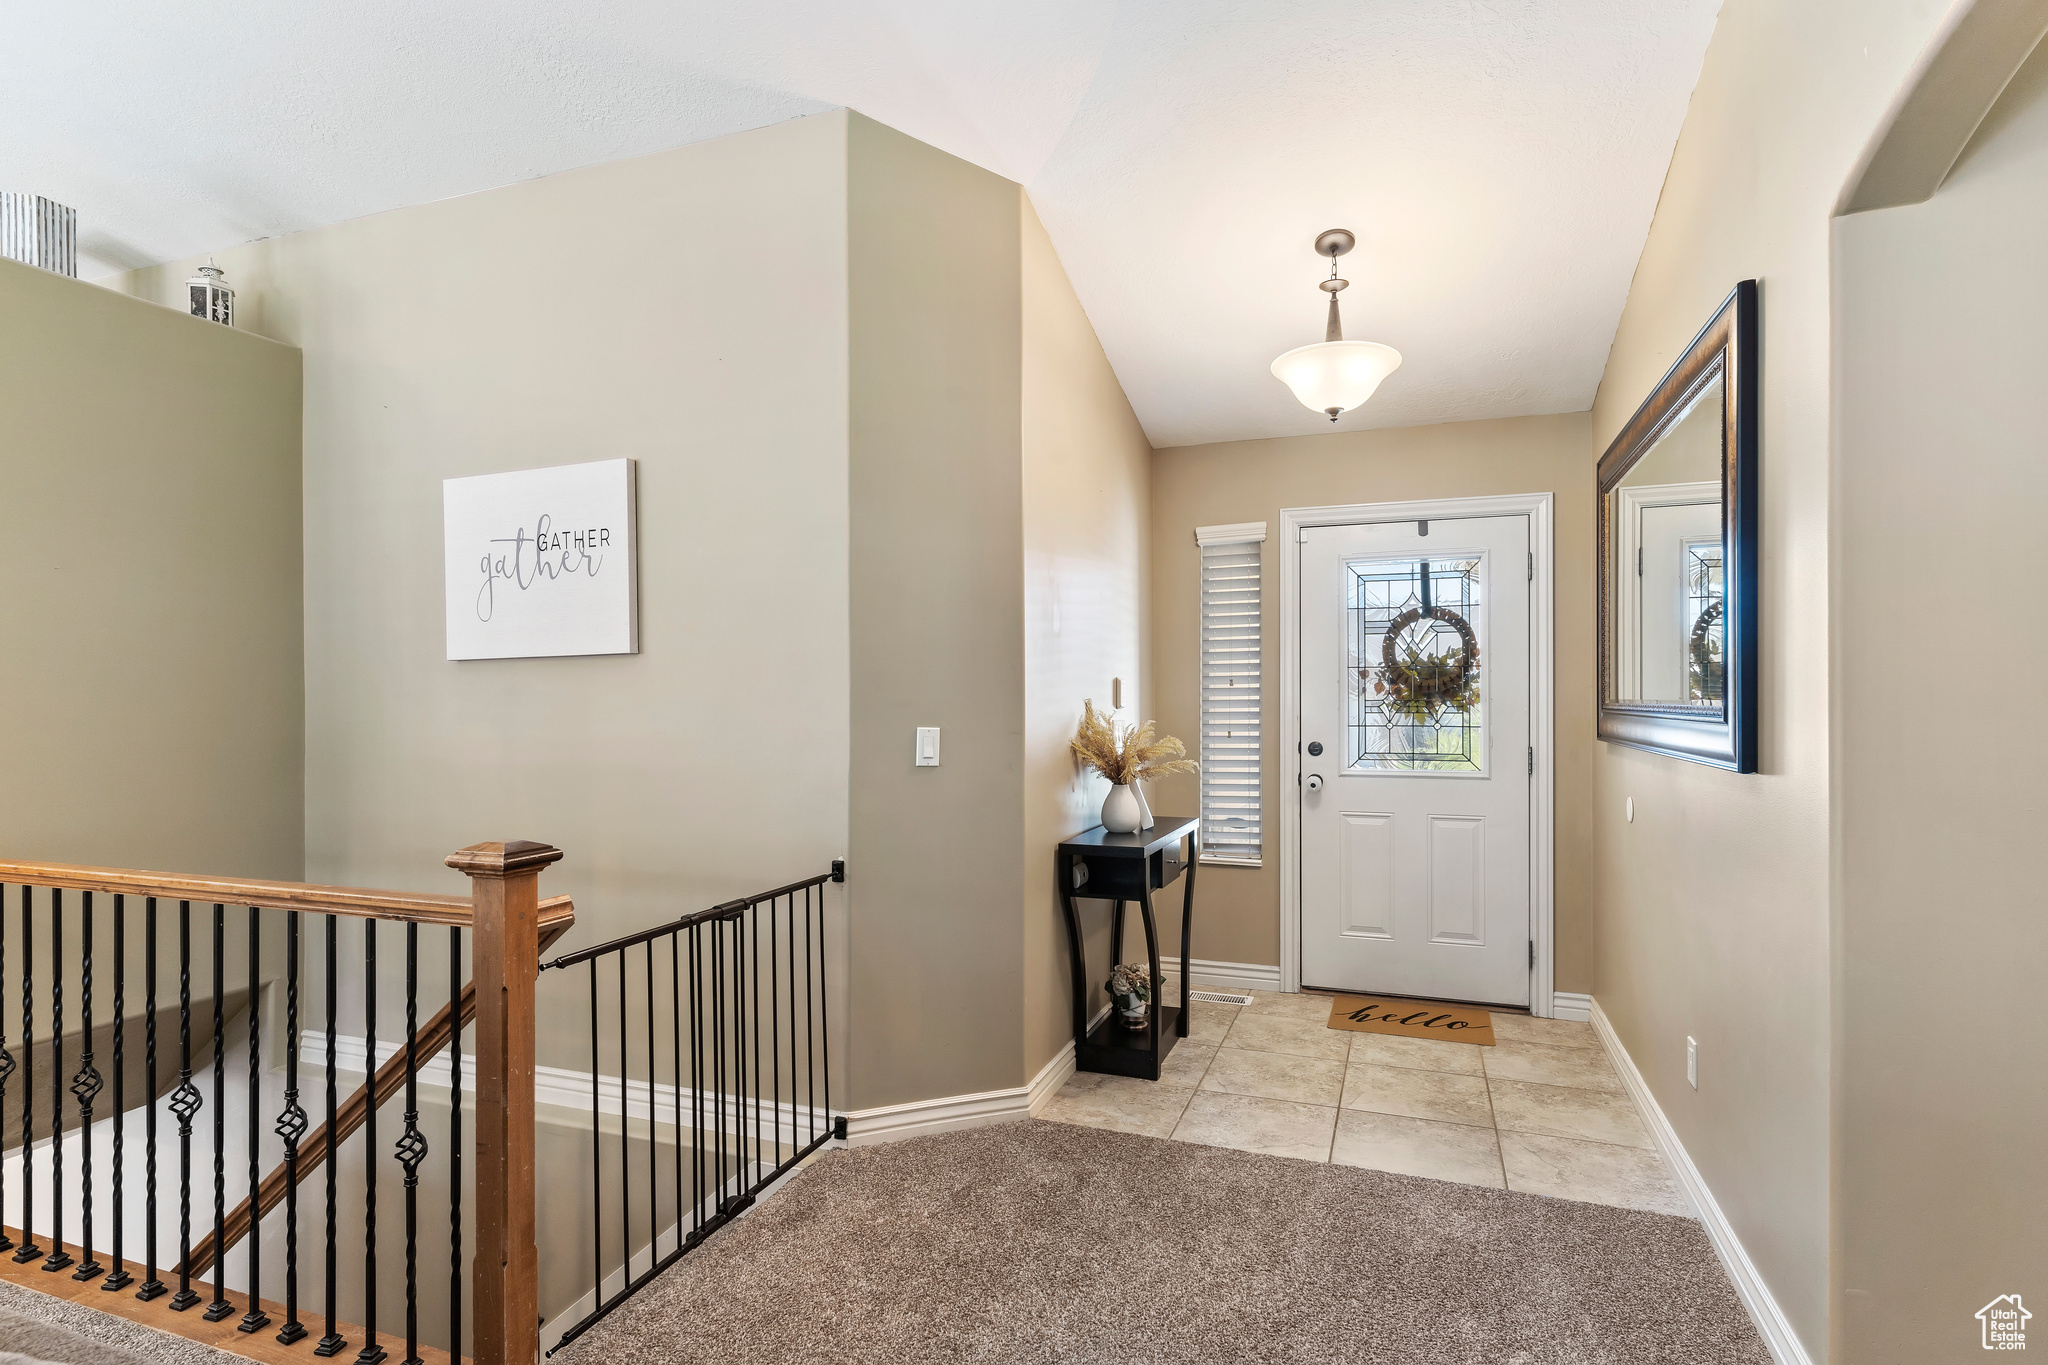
[187, 258, 234, 326]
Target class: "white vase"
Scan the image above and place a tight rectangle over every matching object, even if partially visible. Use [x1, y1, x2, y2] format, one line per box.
[1134, 781, 1154, 829]
[1101, 783, 1142, 834]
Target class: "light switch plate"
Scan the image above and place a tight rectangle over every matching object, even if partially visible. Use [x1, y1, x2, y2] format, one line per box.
[1686, 1036, 1698, 1088]
[915, 727, 941, 766]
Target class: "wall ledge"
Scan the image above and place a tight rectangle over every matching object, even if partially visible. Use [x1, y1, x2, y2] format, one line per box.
[1838, 0, 2048, 214]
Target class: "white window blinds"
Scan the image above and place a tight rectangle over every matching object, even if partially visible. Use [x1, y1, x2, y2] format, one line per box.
[1196, 522, 1266, 865]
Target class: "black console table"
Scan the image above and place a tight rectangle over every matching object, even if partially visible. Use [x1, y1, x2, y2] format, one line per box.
[1056, 815, 1200, 1081]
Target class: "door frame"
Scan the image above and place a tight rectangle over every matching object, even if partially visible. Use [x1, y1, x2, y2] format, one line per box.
[1278, 492, 1558, 1015]
[1611, 479, 1720, 701]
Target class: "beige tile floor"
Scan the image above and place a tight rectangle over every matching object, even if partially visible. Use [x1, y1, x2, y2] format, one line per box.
[1039, 989, 1691, 1217]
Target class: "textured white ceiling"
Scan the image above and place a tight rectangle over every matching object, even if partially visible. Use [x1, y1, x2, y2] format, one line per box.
[3, 0, 1718, 447]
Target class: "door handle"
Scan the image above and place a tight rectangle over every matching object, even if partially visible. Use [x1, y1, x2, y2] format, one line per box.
[1306, 773, 1324, 792]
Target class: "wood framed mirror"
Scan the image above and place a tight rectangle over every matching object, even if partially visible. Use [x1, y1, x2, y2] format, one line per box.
[1597, 280, 1758, 771]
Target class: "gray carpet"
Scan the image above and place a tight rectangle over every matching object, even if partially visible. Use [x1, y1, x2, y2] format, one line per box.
[0, 1286, 237, 1365]
[557, 1119, 1770, 1364]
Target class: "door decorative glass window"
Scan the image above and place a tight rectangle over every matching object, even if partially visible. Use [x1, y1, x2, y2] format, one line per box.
[1683, 537, 1724, 704]
[1346, 555, 1485, 772]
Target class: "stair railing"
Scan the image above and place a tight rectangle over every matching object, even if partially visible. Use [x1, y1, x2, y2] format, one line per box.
[0, 840, 570, 1365]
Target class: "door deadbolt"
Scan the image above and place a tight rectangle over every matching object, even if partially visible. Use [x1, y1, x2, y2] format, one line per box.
[1307, 741, 1323, 756]
[1306, 773, 1324, 792]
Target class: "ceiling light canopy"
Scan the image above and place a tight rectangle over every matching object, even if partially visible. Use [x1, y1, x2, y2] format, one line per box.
[1270, 229, 1402, 421]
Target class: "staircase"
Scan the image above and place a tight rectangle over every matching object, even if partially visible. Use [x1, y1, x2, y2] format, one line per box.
[0, 845, 845, 1365]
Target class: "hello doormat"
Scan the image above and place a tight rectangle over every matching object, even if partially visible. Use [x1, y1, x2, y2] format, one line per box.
[1325, 995, 1495, 1045]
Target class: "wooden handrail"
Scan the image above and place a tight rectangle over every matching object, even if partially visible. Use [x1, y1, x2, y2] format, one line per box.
[174, 895, 575, 1281]
[0, 841, 566, 1365]
[0, 860, 478, 925]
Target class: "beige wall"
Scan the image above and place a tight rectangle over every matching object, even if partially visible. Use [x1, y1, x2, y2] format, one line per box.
[103, 107, 1149, 1114]
[109, 113, 855, 1069]
[1585, 2, 1953, 1358]
[846, 113, 1027, 1106]
[0, 258, 303, 879]
[1020, 198, 1153, 1081]
[1148, 414, 1594, 981]
[1833, 38, 2048, 1361]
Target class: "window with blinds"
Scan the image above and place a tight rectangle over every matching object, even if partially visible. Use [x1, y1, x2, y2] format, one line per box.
[1196, 523, 1266, 865]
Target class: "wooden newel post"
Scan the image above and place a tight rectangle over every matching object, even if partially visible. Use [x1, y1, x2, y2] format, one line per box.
[448, 840, 563, 1365]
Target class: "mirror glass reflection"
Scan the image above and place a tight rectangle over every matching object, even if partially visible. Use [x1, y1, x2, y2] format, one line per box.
[1606, 372, 1725, 709]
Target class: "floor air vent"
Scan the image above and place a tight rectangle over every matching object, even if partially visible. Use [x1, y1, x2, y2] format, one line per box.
[1187, 989, 1255, 1005]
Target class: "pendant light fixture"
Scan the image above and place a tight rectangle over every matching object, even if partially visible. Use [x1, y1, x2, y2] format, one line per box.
[1270, 229, 1401, 421]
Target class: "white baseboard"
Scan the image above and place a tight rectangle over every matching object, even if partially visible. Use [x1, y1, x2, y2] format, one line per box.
[845, 1007, 1104, 1143]
[1550, 991, 1592, 1022]
[1158, 957, 1282, 993]
[1589, 999, 1814, 1365]
[842, 1081, 1031, 1144]
[1028, 1040, 1077, 1114]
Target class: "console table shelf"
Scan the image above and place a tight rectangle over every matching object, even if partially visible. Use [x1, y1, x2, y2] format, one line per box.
[1056, 816, 1199, 1082]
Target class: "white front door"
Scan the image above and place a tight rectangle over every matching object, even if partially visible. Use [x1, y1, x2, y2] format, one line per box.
[1298, 515, 1531, 1006]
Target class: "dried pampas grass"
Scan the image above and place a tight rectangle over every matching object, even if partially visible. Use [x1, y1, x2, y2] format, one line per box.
[1069, 700, 1199, 786]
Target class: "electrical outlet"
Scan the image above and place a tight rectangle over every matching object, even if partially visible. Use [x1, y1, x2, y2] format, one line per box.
[1686, 1036, 1698, 1089]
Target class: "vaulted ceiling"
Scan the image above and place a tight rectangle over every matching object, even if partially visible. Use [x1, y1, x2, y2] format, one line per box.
[4, 1, 1717, 447]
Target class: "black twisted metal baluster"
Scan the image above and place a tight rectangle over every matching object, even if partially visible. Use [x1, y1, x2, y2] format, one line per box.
[71, 890, 105, 1280]
[104, 894, 132, 1289]
[204, 904, 232, 1321]
[447, 925, 462, 1361]
[315, 913, 346, 1358]
[12, 884, 38, 1265]
[397, 922, 426, 1365]
[276, 910, 308, 1343]
[44, 887, 73, 1273]
[168, 902, 202, 1310]
[238, 906, 270, 1333]
[138, 897, 166, 1300]
[356, 918, 385, 1365]
[0, 887, 13, 1256]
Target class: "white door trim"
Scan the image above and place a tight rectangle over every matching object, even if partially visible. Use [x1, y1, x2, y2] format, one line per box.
[1279, 492, 1557, 1016]
[1611, 480, 1719, 700]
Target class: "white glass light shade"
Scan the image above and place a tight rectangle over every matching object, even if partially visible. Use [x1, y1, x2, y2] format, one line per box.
[1270, 340, 1402, 417]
